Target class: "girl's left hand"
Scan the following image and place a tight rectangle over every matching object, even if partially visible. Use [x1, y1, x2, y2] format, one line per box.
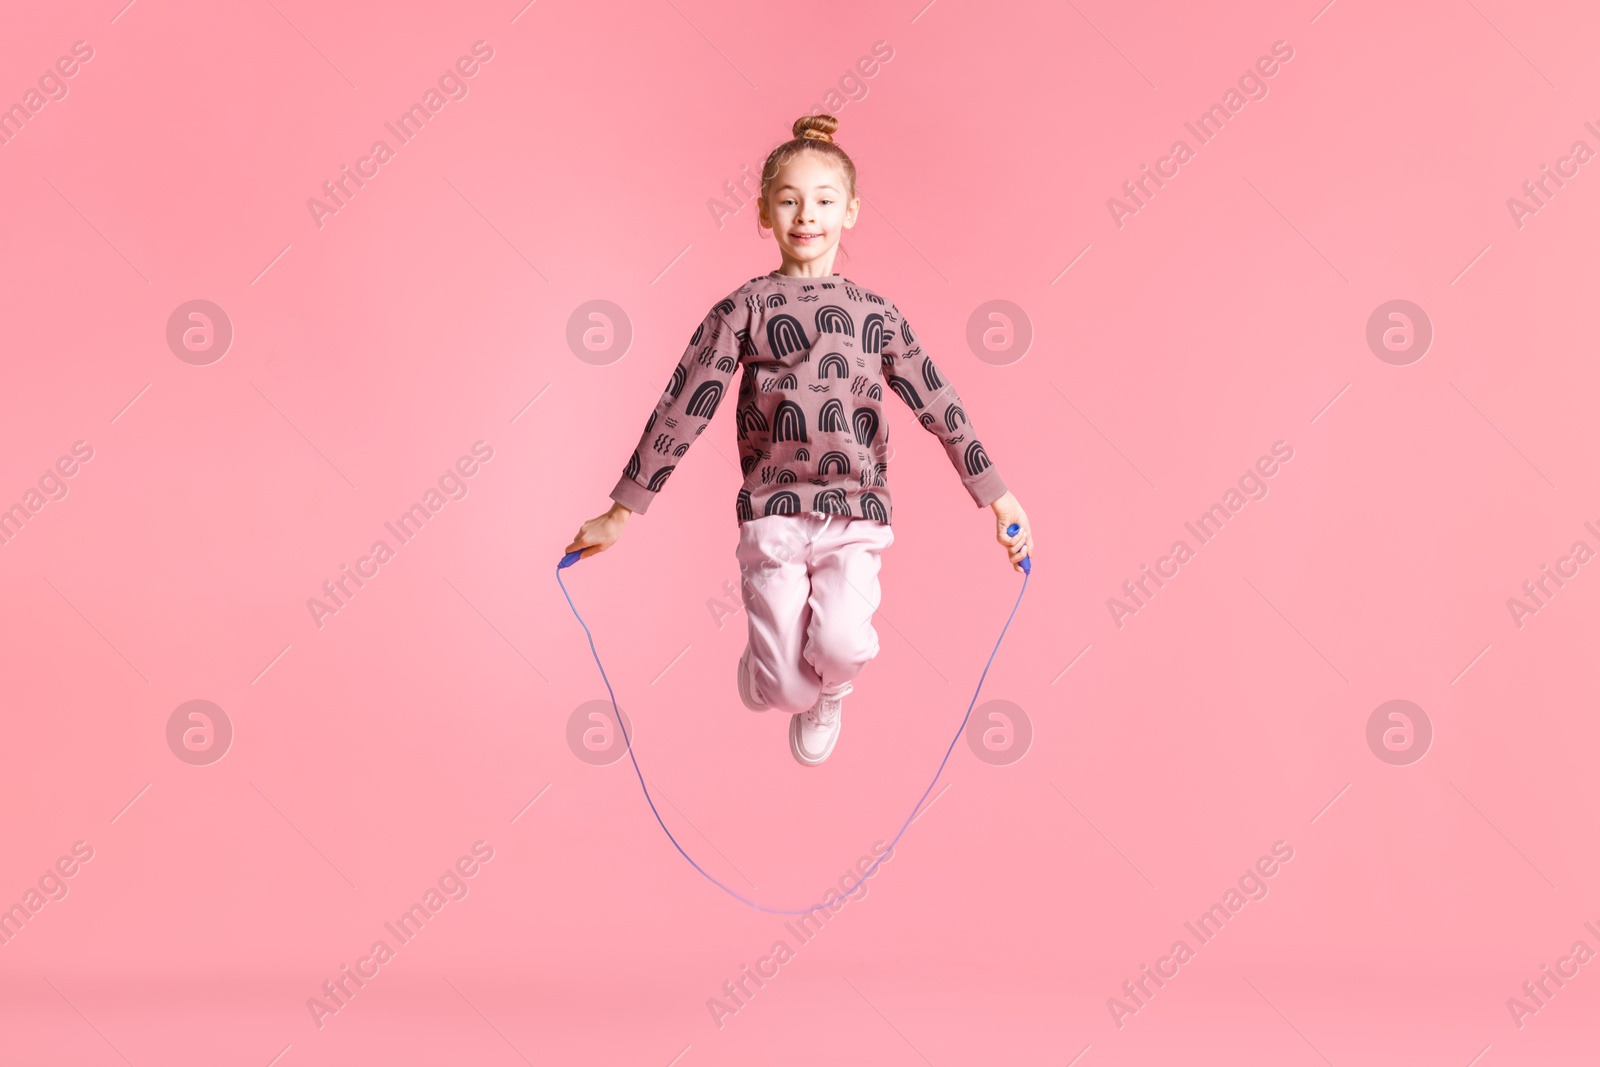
[989, 490, 1033, 573]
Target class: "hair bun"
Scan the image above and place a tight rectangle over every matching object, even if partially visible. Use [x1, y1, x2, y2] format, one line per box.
[792, 114, 838, 145]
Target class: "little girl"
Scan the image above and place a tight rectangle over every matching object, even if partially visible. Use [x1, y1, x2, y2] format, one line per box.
[567, 114, 1033, 766]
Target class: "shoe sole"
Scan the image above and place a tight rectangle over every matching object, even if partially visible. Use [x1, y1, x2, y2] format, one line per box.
[737, 646, 768, 712]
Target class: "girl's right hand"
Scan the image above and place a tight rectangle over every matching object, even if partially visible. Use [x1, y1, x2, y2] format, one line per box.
[565, 503, 632, 562]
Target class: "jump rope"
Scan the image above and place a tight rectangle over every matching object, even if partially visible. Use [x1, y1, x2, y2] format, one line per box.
[556, 522, 1031, 915]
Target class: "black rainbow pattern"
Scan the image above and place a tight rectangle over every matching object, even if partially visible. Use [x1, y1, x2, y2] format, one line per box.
[612, 276, 1004, 529]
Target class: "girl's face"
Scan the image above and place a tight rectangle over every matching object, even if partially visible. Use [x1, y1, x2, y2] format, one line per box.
[759, 152, 859, 271]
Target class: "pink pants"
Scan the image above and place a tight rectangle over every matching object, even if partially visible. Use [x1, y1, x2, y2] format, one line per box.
[737, 511, 895, 714]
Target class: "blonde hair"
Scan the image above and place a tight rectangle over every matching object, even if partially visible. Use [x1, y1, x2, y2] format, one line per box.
[759, 114, 859, 226]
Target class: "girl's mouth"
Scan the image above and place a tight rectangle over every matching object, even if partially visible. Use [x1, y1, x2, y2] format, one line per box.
[791, 233, 822, 243]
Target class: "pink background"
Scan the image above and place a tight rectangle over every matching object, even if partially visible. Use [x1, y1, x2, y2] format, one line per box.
[3, 0, 1598, 1063]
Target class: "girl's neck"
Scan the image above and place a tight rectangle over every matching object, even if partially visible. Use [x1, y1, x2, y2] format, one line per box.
[771, 253, 842, 279]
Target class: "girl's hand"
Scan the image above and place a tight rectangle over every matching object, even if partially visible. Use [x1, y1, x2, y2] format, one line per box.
[989, 490, 1033, 573]
[565, 503, 632, 562]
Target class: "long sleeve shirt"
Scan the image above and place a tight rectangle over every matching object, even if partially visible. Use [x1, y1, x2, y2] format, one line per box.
[609, 270, 1008, 526]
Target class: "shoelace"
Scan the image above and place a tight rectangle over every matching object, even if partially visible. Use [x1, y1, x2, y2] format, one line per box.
[810, 685, 847, 730]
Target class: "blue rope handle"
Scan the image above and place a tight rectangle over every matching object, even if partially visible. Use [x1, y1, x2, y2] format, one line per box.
[554, 522, 1030, 914]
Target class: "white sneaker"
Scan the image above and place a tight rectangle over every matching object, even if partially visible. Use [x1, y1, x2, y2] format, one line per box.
[737, 644, 768, 712]
[790, 682, 852, 765]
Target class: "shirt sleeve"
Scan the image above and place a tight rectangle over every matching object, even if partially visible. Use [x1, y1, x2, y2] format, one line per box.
[878, 301, 1008, 509]
[609, 304, 742, 515]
